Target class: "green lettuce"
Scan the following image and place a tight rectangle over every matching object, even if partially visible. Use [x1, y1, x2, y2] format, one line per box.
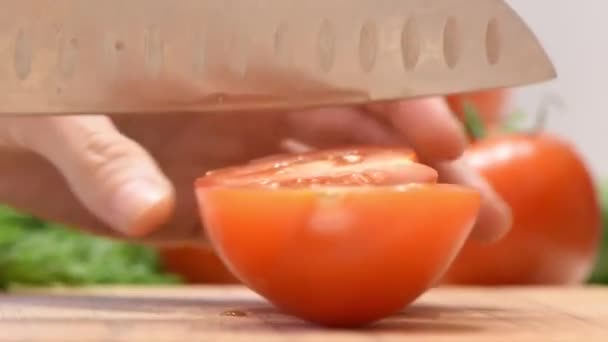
[0, 205, 180, 289]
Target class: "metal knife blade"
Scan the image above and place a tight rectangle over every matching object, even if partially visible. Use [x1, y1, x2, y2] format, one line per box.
[0, 0, 556, 116]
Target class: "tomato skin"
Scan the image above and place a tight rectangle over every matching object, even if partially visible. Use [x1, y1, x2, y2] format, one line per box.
[447, 89, 510, 128]
[442, 134, 602, 285]
[157, 244, 239, 284]
[192, 147, 484, 326]
[158, 147, 436, 287]
[196, 184, 481, 327]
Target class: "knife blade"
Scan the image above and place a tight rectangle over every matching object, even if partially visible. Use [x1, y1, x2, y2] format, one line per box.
[0, 0, 556, 116]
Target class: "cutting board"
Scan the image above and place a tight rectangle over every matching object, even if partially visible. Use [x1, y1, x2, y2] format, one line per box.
[1, 285, 607, 341]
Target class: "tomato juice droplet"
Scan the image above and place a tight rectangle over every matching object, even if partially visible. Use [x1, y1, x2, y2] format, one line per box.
[220, 310, 247, 317]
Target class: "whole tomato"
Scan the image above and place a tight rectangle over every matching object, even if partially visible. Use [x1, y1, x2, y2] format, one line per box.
[447, 89, 510, 129]
[157, 244, 238, 284]
[442, 132, 602, 285]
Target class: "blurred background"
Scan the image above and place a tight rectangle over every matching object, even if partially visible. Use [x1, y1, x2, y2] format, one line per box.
[509, 0, 605, 176]
[1, 0, 607, 289]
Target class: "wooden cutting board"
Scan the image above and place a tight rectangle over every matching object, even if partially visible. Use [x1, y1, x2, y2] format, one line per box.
[1, 285, 607, 341]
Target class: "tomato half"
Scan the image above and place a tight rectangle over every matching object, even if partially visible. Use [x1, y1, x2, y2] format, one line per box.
[447, 89, 510, 128]
[442, 134, 602, 285]
[195, 147, 481, 327]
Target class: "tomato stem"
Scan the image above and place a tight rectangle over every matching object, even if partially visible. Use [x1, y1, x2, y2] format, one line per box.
[462, 101, 487, 140]
[500, 109, 526, 133]
[529, 93, 566, 133]
[499, 93, 566, 135]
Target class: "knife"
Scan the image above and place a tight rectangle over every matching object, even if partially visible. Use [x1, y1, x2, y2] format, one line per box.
[0, 0, 556, 116]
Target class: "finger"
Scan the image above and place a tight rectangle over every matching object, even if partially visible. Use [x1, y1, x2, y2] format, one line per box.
[369, 97, 467, 162]
[9, 115, 175, 237]
[284, 106, 402, 148]
[433, 159, 512, 242]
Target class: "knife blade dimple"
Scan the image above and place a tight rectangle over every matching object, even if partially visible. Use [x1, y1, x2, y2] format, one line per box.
[443, 16, 461, 69]
[0, 0, 556, 116]
[401, 17, 422, 71]
[358, 21, 378, 73]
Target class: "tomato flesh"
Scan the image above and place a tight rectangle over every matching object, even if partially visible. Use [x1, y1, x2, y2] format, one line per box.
[199, 147, 436, 188]
[194, 147, 481, 327]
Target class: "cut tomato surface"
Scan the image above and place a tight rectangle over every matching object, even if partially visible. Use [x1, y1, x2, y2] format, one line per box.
[199, 147, 436, 188]
[194, 147, 481, 327]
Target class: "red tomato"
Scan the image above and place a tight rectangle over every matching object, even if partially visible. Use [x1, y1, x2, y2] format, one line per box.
[447, 89, 510, 128]
[157, 244, 239, 284]
[195, 147, 481, 327]
[442, 134, 602, 285]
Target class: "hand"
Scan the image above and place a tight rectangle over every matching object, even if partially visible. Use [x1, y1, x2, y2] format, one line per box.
[0, 97, 511, 242]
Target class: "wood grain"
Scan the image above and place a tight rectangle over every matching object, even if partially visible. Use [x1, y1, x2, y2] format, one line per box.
[1, 285, 607, 341]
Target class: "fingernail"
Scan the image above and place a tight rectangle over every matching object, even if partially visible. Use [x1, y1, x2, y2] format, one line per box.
[111, 179, 173, 236]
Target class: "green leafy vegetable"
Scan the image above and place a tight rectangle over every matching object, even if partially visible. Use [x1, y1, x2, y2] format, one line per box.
[0, 205, 181, 289]
[588, 180, 608, 284]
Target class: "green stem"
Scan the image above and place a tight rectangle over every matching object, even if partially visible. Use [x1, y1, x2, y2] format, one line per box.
[500, 93, 566, 134]
[462, 101, 487, 140]
[530, 93, 566, 133]
[500, 109, 527, 133]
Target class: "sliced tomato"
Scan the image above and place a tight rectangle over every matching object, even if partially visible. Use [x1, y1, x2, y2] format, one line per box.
[194, 147, 481, 327]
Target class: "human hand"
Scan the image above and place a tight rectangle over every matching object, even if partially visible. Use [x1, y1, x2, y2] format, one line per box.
[0, 97, 511, 242]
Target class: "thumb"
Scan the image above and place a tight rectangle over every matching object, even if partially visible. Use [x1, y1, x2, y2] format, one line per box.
[8, 115, 175, 237]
